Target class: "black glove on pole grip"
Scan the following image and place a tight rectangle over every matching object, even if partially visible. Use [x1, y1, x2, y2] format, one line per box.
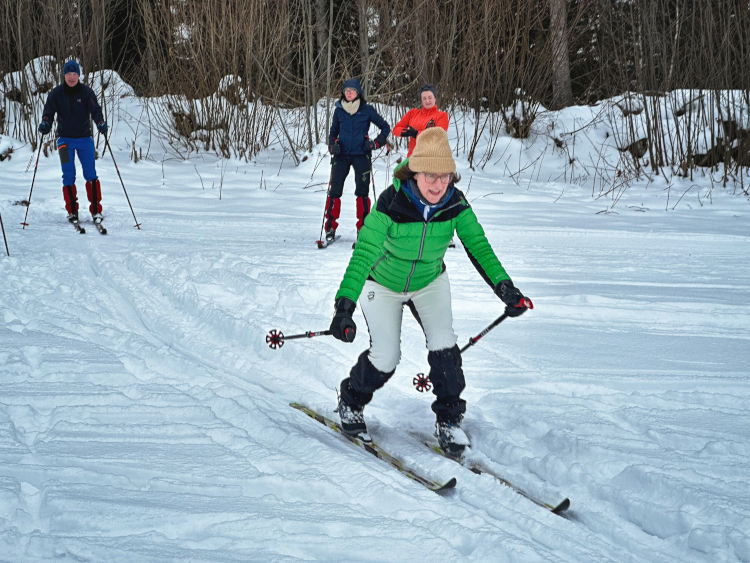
[330, 298, 357, 342]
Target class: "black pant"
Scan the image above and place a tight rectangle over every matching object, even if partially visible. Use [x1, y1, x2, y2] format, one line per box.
[340, 345, 466, 424]
[330, 154, 371, 198]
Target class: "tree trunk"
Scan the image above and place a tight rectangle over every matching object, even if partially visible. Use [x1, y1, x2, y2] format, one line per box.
[314, 0, 328, 67]
[358, 0, 369, 95]
[550, 0, 573, 109]
[325, 0, 333, 136]
[440, 1, 459, 97]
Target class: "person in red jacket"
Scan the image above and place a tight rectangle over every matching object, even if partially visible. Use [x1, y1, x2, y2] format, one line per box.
[392, 84, 449, 157]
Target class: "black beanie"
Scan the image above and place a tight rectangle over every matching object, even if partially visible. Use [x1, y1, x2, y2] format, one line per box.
[419, 84, 437, 99]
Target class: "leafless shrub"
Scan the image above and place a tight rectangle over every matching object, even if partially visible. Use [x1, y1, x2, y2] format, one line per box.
[0, 0, 746, 195]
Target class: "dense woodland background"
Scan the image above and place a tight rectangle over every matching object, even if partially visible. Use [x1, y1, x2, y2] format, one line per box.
[1, 0, 748, 188]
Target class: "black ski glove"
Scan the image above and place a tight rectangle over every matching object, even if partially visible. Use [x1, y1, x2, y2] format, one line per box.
[495, 280, 529, 317]
[38, 118, 51, 135]
[364, 138, 380, 152]
[330, 297, 357, 342]
[400, 126, 418, 138]
[97, 120, 108, 136]
[329, 141, 341, 156]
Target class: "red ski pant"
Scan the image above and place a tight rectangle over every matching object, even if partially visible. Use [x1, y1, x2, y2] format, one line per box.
[62, 179, 103, 215]
[325, 195, 371, 232]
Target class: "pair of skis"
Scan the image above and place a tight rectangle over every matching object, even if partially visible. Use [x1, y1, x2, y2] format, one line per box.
[70, 218, 107, 235]
[291, 403, 570, 515]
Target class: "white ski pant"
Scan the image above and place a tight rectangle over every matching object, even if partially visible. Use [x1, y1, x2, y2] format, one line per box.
[359, 271, 458, 373]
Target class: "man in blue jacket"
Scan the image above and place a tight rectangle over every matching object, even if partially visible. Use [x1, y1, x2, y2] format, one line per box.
[39, 60, 108, 226]
[326, 78, 390, 242]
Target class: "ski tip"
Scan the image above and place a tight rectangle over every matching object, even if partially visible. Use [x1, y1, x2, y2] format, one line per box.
[551, 498, 570, 514]
[435, 477, 458, 493]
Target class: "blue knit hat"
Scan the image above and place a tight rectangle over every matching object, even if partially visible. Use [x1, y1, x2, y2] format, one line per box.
[63, 60, 80, 75]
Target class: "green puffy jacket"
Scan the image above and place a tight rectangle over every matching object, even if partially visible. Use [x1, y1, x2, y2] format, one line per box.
[335, 168, 511, 303]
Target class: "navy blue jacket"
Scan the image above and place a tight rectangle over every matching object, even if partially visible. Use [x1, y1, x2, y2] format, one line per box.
[328, 79, 390, 156]
[42, 82, 103, 139]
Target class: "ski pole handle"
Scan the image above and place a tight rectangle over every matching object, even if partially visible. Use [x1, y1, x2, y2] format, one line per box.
[266, 329, 333, 350]
[517, 297, 534, 310]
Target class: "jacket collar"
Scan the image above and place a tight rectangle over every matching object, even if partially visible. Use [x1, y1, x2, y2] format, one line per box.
[63, 82, 82, 96]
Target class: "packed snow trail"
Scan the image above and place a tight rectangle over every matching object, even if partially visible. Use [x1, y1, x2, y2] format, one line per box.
[1, 127, 749, 562]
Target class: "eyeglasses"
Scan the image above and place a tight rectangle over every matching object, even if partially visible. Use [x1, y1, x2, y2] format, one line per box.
[421, 173, 452, 184]
[343, 88, 357, 94]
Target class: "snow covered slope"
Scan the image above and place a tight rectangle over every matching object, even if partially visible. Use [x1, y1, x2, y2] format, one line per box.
[1, 86, 749, 561]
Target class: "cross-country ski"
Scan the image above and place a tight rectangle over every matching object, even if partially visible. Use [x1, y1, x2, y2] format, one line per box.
[291, 403, 457, 494]
[416, 435, 570, 515]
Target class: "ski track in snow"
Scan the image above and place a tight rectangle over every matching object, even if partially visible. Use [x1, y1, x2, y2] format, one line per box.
[1, 130, 749, 562]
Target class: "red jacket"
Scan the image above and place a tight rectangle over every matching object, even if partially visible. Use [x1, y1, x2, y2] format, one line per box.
[393, 106, 449, 156]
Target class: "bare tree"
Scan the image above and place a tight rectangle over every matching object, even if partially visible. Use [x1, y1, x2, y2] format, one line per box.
[550, 0, 573, 109]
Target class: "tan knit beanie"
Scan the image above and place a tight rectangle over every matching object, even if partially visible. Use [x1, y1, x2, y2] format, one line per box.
[408, 127, 455, 174]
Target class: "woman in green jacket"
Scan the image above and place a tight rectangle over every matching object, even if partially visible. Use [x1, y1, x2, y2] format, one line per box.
[329, 128, 530, 456]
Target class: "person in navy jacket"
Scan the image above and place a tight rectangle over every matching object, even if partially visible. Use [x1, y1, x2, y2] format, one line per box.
[326, 78, 390, 242]
[39, 60, 108, 225]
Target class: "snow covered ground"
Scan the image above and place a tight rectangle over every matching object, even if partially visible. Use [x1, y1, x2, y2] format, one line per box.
[1, 75, 749, 561]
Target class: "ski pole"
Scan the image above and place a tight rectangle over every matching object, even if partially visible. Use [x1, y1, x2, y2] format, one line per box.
[385, 142, 391, 194]
[266, 329, 333, 350]
[316, 157, 335, 248]
[1, 208, 9, 256]
[21, 136, 44, 229]
[369, 143, 390, 203]
[459, 298, 534, 353]
[102, 135, 141, 229]
[370, 153, 377, 202]
[413, 298, 534, 392]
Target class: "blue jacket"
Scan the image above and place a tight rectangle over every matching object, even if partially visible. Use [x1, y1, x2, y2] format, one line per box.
[329, 79, 390, 156]
[42, 82, 103, 139]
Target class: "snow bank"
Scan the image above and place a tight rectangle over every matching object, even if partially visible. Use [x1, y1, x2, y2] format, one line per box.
[3, 57, 749, 207]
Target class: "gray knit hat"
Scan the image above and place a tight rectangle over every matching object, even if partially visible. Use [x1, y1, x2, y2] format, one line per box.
[419, 84, 437, 99]
[408, 128, 455, 174]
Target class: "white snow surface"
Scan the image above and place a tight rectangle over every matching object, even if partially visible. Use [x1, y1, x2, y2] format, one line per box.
[1, 78, 749, 562]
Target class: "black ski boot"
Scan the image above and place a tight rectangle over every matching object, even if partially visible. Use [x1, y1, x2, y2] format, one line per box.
[336, 397, 370, 442]
[435, 420, 470, 458]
